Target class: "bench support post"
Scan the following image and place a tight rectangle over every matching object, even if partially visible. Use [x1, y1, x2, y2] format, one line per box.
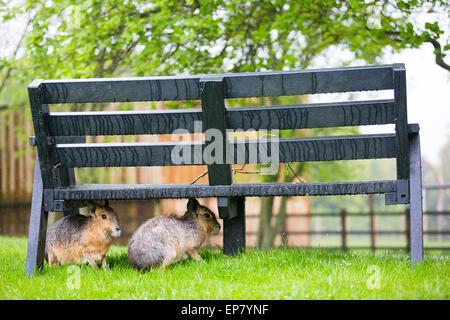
[200, 78, 246, 255]
[408, 126, 423, 263]
[393, 64, 409, 180]
[25, 155, 48, 277]
[223, 197, 246, 255]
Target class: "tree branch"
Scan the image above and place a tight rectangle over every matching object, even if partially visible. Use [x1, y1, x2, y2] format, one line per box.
[426, 38, 450, 72]
[0, 12, 34, 95]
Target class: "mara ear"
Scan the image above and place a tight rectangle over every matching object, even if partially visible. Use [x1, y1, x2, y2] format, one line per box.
[187, 198, 200, 214]
[103, 200, 109, 208]
[86, 200, 98, 215]
[87, 200, 96, 210]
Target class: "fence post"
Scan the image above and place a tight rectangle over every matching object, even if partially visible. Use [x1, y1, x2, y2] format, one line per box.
[341, 209, 347, 251]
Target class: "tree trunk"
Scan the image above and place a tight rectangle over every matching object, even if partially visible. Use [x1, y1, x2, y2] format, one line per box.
[257, 197, 275, 248]
[263, 195, 289, 248]
[255, 95, 309, 249]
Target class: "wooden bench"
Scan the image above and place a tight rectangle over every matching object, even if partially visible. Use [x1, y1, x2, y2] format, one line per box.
[25, 64, 423, 276]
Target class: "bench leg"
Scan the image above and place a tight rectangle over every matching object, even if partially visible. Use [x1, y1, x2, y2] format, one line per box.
[409, 131, 423, 263]
[25, 156, 48, 277]
[223, 197, 246, 255]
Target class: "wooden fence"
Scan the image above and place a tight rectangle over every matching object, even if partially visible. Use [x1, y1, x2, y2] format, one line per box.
[243, 210, 449, 251]
[0, 108, 35, 202]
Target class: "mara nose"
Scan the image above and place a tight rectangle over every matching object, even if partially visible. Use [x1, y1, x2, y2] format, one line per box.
[113, 227, 122, 238]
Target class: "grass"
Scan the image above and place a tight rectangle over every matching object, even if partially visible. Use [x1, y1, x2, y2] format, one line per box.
[0, 236, 449, 300]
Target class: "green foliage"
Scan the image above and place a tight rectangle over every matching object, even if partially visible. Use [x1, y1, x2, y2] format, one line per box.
[1, 0, 448, 84]
[0, 77, 29, 111]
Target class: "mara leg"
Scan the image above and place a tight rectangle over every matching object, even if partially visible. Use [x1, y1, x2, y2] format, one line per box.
[160, 249, 177, 269]
[101, 256, 108, 271]
[47, 251, 59, 267]
[188, 250, 204, 263]
[82, 251, 99, 269]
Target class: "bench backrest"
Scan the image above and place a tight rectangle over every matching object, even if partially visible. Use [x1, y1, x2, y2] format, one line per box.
[28, 64, 409, 192]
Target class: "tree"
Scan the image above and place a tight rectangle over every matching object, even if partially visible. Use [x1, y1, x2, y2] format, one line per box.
[1, 0, 448, 87]
[1, 0, 448, 247]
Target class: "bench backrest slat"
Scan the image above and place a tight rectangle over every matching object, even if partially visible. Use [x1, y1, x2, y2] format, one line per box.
[47, 99, 396, 136]
[41, 65, 394, 104]
[53, 134, 396, 168]
[28, 64, 408, 190]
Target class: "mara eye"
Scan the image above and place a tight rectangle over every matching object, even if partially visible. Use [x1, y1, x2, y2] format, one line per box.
[203, 213, 210, 218]
[101, 215, 107, 219]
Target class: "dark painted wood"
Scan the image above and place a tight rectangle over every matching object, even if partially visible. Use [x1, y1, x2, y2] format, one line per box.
[52, 136, 85, 216]
[48, 109, 203, 136]
[393, 64, 409, 180]
[40, 65, 394, 104]
[53, 180, 402, 200]
[53, 140, 200, 167]
[200, 79, 246, 254]
[47, 99, 395, 136]
[200, 78, 232, 185]
[25, 156, 48, 277]
[395, 179, 409, 204]
[409, 127, 423, 263]
[52, 134, 396, 168]
[223, 197, 246, 255]
[200, 78, 240, 223]
[30, 136, 88, 145]
[405, 208, 411, 252]
[28, 80, 54, 189]
[227, 99, 396, 131]
[242, 134, 396, 164]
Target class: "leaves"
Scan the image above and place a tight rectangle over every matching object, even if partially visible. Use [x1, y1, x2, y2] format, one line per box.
[0, 0, 448, 85]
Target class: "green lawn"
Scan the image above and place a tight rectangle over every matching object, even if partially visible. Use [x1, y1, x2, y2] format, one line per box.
[0, 236, 448, 299]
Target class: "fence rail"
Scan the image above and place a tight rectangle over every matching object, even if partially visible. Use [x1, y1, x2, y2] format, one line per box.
[247, 210, 450, 251]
